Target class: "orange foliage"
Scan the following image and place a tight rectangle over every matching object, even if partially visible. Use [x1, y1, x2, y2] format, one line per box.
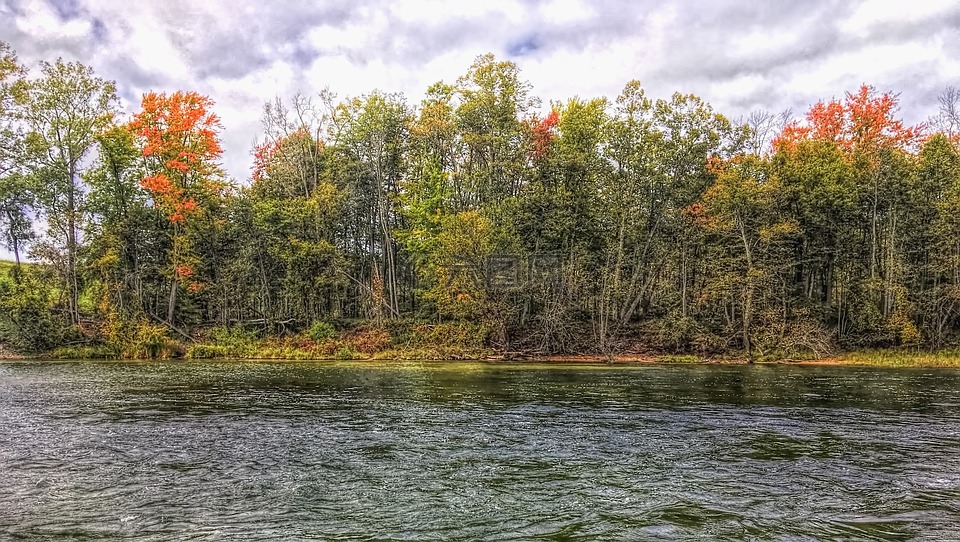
[129, 91, 224, 224]
[528, 109, 559, 160]
[130, 91, 222, 166]
[130, 91, 225, 298]
[772, 85, 923, 154]
[705, 154, 726, 175]
[140, 173, 173, 195]
[251, 139, 278, 182]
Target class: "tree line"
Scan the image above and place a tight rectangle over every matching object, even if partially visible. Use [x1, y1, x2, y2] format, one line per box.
[1, 41, 959, 358]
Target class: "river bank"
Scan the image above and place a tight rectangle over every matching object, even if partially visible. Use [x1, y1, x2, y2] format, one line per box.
[491, 351, 960, 368]
[5, 318, 949, 368]
[34, 343, 960, 368]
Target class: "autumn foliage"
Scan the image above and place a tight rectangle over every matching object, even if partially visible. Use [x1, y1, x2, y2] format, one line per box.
[128, 90, 225, 301]
[528, 109, 559, 160]
[129, 91, 223, 223]
[251, 128, 322, 182]
[10, 36, 960, 360]
[772, 85, 923, 154]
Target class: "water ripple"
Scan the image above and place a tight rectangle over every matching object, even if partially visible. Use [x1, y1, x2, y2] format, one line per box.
[1, 361, 960, 540]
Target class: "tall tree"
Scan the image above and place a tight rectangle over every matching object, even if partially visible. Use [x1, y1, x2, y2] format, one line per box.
[247, 123, 343, 326]
[84, 124, 152, 316]
[773, 86, 923, 339]
[0, 43, 32, 278]
[931, 86, 959, 144]
[330, 91, 411, 319]
[22, 59, 117, 323]
[454, 53, 536, 210]
[0, 42, 27, 179]
[129, 91, 225, 325]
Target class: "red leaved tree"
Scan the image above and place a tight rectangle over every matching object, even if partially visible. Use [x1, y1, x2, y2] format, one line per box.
[129, 91, 225, 323]
[773, 84, 922, 155]
[527, 109, 559, 162]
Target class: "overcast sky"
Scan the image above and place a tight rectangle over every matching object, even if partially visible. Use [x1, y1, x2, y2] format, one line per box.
[1, 0, 958, 180]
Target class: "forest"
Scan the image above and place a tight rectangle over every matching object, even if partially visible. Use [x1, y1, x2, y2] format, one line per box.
[1, 41, 960, 361]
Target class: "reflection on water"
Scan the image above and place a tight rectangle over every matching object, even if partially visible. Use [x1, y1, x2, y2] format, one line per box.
[1, 361, 959, 540]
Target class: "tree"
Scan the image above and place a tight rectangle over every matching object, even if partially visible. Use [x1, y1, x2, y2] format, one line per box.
[601, 83, 738, 331]
[0, 41, 27, 179]
[84, 124, 153, 315]
[22, 59, 118, 323]
[330, 91, 411, 320]
[698, 154, 797, 358]
[128, 91, 225, 325]
[773, 85, 921, 155]
[772, 86, 923, 344]
[744, 108, 791, 156]
[930, 86, 959, 144]
[513, 99, 607, 352]
[246, 122, 344, 327]
[454, 53, 536, 210]
[914, 134, 960, 345]
[0, 43, 32, 279]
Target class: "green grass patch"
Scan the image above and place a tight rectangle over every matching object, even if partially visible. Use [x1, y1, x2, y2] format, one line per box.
[371, 346, 492, 361]
[838, 349, 960, 368]
[655, 354, 703, 364]
[50, 344, 120, 360]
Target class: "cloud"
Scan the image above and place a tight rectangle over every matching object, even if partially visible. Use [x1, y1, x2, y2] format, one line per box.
[0, 0, 956, 180]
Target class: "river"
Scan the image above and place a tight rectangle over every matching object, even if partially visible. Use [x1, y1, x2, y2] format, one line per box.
[1, 361, 959, 540]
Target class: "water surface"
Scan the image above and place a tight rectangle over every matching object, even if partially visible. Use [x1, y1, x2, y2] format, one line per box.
[1, 361, 959, 540]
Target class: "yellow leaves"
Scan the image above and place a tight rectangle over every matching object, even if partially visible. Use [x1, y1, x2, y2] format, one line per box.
[889, 310, 922, 346]
[94, 247, 120, 273]
[758, 220, 800, 244]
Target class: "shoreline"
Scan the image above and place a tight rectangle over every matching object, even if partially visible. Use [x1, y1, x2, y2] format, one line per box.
[12, 349, 960, 368]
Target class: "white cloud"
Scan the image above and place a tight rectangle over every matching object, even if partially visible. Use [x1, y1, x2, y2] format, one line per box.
[1, 0, 957, 181]
[842, 0, 957, 35]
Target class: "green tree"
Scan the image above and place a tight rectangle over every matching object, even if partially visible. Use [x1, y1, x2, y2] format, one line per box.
[454, 53, 535, 210]
[0, 43, 33, 279]
[914, 134, 960, 345]
[330, 91, 411, 319]
[21, 59, 118, 324]
[698, 155, 799, 358]
[83, 124, 154, 317]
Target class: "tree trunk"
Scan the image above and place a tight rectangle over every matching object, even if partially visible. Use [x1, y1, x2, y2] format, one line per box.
[739, 215, 754, 362]
[167, 278, 178, 324]
[8, 214, 21, 285]
[67, 164, 79, 325]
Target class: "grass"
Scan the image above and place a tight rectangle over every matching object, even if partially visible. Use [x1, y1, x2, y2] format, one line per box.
[654, 354, 703, 364]
[32, 340, 960, 367]
[834, 349, 960, 368]
[0, 260, 38, 287]
[50, 344, 120, 360]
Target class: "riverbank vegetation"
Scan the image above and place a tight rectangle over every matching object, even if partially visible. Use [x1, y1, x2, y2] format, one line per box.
[2, 41, 960, 363]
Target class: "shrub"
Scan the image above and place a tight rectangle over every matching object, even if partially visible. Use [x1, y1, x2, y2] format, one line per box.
[206, 326, 259, 357]
[0, 275, 71, 353]
[333, 346, 359, 360]
[99, 312, 176, 359]
[186, 344, 229, 359]
[343, 326, 391, 354]
[306, 321, 336, 342]
[405, 322, 490, 348]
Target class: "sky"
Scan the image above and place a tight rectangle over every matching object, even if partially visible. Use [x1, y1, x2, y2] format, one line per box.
[1, 0, 959, 181]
